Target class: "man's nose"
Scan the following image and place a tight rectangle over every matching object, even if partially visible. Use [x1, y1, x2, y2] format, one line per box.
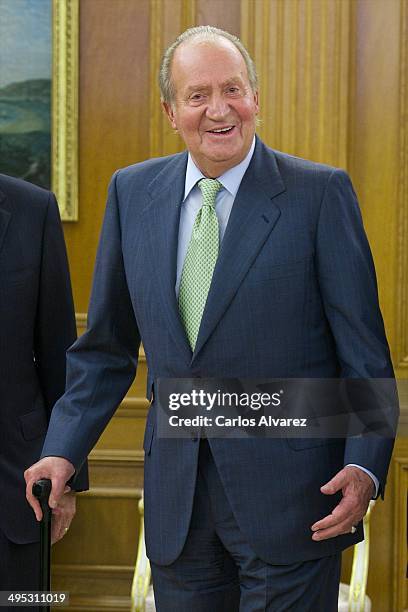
[206, 95, 229, 120]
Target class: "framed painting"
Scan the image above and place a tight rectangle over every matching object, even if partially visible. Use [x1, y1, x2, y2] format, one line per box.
[0, 0, 78, 221]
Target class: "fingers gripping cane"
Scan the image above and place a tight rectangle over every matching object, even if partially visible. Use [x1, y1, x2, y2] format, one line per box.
[32, 479, 52, 609]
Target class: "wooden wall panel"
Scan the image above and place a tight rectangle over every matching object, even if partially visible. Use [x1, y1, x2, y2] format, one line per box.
[64, 0, 150, 312]
[241, 0, 350, 168]
[345, 7, 408, 605]
[349, 0, 405, 376]
[394, 453, 408, 610]
[396, 0, 408, 372]
[53, 564, 134, 611]
[196, 0, 241, 34]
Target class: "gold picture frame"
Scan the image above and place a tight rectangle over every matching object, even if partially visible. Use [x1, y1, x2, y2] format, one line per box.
[52, 0, 79, 221]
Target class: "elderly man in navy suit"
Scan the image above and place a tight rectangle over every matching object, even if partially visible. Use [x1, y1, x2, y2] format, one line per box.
[0, 175, 88, 604]
[25, 26, 394, 611]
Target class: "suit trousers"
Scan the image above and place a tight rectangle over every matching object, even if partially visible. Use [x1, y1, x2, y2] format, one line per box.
[150, 439, 341, 612]
[0, 526, 40, 612]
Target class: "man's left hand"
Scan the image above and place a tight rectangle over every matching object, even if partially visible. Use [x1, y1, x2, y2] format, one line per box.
[50, 491, 76, 545]
[311, 466, 374, 541]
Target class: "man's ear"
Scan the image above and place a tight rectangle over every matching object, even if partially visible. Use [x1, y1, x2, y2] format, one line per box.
[253, 90, 259, 115]
[162, 100, 177, 130]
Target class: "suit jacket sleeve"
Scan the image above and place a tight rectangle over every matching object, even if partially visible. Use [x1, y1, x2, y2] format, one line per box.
[41, 172, 141, 472]
[34, 193, 89, 490]
[315, 169, 398, 497]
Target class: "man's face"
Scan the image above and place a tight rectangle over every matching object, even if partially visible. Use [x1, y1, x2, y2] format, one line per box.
[162, 38, 259, 178]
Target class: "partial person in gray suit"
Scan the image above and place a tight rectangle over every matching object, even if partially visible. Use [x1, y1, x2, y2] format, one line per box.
[25, 26, 395, 611]
[0, 174, 88, 605]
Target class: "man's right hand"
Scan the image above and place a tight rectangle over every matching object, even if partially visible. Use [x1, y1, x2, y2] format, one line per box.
[25, 457, 75, 521]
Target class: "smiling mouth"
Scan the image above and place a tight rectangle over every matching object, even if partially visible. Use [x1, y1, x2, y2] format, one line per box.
[207, 126, 235, 135]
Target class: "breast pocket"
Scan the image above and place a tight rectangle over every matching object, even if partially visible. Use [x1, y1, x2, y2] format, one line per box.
[286, 438, 343, 451]
[19, 409, 48, 441]
[0, 267, 35, 287]
[247, 256, 313, 284]
[0, 268, 36, 309]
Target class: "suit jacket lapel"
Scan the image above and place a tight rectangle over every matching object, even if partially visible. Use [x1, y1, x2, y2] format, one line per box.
[192, 140, 285, 361]
[0, 188, 11, 258]
[145, 152, 192, 358]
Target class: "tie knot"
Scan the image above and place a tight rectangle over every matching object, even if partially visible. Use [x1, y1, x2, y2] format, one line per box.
[198, 178, 222, 208]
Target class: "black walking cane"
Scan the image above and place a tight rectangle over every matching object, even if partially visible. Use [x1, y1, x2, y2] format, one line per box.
[32, 479, 52, 610]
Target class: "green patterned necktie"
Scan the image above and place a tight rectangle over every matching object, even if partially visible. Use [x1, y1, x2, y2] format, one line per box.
[178, 178, 222, 350]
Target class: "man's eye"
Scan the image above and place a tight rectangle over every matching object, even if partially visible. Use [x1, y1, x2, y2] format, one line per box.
[190, 93, 204, 101]
[227, 87, 240, 94]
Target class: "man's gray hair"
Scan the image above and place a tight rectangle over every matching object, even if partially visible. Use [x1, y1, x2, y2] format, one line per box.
[159, 25, 258, 104]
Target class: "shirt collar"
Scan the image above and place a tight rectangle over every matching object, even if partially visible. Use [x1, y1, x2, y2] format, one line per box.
[183, 136, 256, 201]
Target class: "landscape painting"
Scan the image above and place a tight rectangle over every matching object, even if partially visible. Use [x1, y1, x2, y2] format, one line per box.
[0, 0, 52, 189]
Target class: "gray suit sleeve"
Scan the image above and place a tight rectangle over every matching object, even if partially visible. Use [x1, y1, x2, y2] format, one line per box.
[41, 172, 141, 472]
[315, 169, 397, 497]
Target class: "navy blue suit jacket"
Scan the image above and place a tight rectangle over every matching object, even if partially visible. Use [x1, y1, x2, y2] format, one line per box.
[42, 138, 395, 564]
[0, 175, 88, 544]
